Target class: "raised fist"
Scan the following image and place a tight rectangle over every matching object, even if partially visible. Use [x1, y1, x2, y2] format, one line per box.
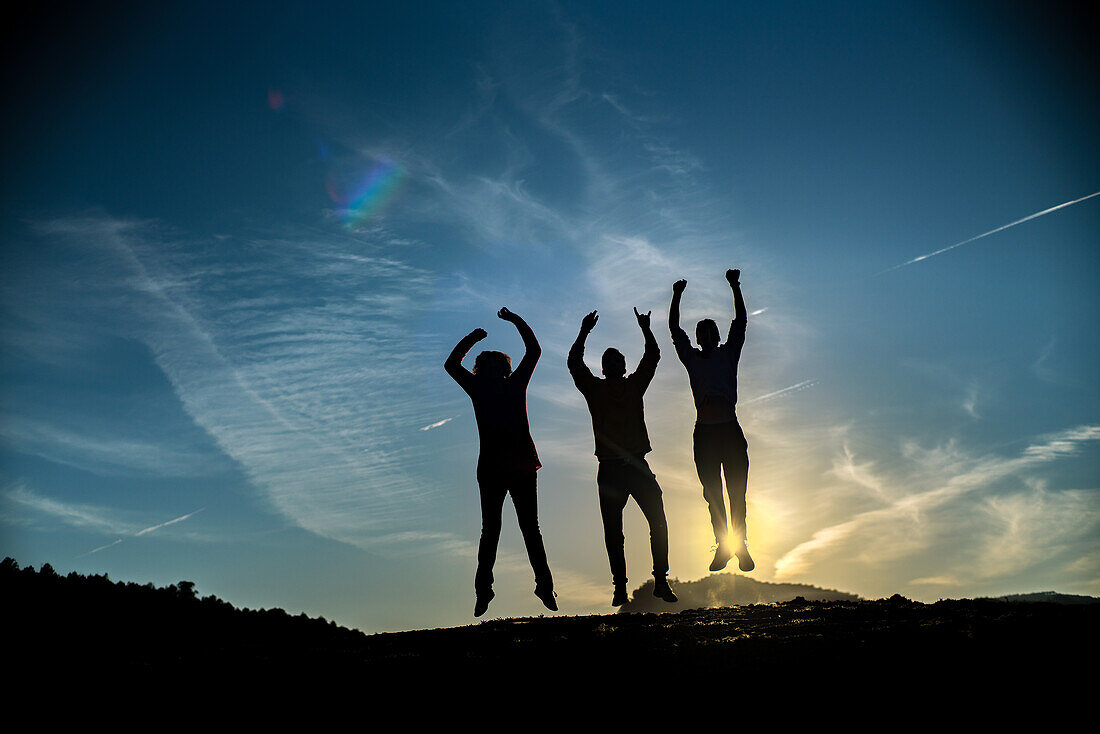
[497, 307, 518, 322]
[672, 279, 687, 294]
[469, 328, 488, 341]
[726, 269, 740, 285]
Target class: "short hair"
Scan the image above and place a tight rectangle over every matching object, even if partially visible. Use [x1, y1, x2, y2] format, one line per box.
[696, 318, 720, 342]
[473, 350, 512, 377]
[602, 348, 626, 374]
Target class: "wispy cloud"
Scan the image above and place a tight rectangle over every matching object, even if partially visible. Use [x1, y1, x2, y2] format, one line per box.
[5, 483, 135, 535]
[3, 483, 207, 556]
[878, 191, 1100, 274]
[774, 424, 1100, 586]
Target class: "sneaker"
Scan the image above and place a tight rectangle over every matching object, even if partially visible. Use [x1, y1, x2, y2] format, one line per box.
[474, 589, 495, 617]
[534, 581, 558, 612]
[736, 541, 755, 572]
[611, 584, 628, 607]
[653, 576, 678, 603]
[709, 544, 732, 572]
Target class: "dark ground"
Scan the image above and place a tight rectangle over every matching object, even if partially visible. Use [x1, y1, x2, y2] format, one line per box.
[5, 558, 1096, 709]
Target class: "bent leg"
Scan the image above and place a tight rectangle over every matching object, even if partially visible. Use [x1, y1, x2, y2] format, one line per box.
[509, 472, 552, 584]
[630, 461, 670, 578]
[597, 462, 630, 586]
[694, 423, 729, 545]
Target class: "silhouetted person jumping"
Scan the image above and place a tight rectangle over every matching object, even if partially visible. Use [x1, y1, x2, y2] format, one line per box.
[445, 307, 556, 617]
[669, 270, 755, 573]
[569, 307, 678, 607]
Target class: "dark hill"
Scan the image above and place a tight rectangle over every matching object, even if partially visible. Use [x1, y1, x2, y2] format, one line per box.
[620, 572, 859, 612]
[987, 590, 1100, 605]
[4, 558, 1094, 707]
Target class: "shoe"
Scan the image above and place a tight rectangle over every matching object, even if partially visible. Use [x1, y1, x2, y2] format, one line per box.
[474, 589, 495, 617]
[612, 584, 628, 607]
[534, 582, 558, 612]
[736, 541, 755, 572]
[653, 576, 678, 603]
[709, 544, 732, 572]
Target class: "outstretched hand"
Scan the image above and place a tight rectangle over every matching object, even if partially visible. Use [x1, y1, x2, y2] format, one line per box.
[672, 279, 687, 294]
[633, 306, 651, 329]
[468, 328, 488, 342]
[726, 269, 741, 286]
[497, 306, 519, 323]
[580, 310, 599, 332]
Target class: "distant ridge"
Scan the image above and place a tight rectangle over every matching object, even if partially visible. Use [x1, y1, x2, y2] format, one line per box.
[985, 591, 1100, 605]
[620, 572, 859, 613]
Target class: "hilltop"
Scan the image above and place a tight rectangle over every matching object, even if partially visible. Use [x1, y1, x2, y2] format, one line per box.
[619, 572, 859, 612]
[4, 558, 1094, 705]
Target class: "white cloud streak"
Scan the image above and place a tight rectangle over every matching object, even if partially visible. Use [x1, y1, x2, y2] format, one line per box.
[741, 379, 818, 406]
[419, 417, 455, 432]
[134, 507, 205, 536]
[879, 191, 1100, 274]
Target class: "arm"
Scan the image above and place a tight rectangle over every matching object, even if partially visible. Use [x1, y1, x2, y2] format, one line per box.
[498, 307, 541, 385]
[567, 311, 599, 391]
[725, 269, 747, 346]
[669, 279, 691, 359]
[632, 307, 660, 390]
[444, 328, 487, 394]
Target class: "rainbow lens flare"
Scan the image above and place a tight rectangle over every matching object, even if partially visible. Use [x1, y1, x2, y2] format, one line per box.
[326, 157, 406, 229]
[267, 88, 286, 112]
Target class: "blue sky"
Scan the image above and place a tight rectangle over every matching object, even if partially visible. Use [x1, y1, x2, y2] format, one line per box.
[2, 1, 1097, 631]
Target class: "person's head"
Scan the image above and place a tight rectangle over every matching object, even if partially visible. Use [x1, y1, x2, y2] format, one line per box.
[602, 348, 627, 379]
[696, 319, 720, 351]
[473, 350, 512, 380]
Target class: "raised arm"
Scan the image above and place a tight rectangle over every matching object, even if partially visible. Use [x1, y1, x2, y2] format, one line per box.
[445, 328, 487, 393]
[669, 279, 691, 359]
[498, 307, 541, 385]
[632, 307, 660, 390]
[725, 268, 747, 346]
[567, 310, 599, 390]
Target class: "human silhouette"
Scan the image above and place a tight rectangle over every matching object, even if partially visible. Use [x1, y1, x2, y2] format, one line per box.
[445, 307, 556, 617]
[669, 270, 755, 573]
[568, 307, 678, 607]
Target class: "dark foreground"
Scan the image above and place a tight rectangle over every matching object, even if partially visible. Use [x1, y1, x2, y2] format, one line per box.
[5, 558, 1095, 707]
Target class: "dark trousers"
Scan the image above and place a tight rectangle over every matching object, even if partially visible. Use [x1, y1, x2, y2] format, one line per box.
[475, 466, 552, 594]
[693, 419, 749, 546]
[597, 456, 670, 586]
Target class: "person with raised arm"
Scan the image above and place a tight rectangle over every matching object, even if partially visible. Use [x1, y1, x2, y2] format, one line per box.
[568, 307, 678, 607]
[445, 307, 556, 617]
[669, 270, 755, 574]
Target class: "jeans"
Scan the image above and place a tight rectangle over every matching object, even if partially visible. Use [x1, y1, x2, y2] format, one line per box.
[475, 466, 552, 594]
[693, 419, 748, 546]
[596, 455, 670, 586]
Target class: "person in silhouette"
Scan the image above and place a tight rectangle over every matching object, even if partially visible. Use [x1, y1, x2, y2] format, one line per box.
[568, 307, 678, 607]
[669, 270, 755, 573]
[445, 307, 556, 617]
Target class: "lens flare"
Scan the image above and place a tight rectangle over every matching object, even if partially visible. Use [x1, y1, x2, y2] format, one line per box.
[267, 88, 286, 112]
[326, 157, 406, 229]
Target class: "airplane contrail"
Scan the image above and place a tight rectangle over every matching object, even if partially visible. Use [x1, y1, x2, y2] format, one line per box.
[78, 507, 205, 557]
[134, 507, 205, 536]
[878, 191, 1100, 275]
[420, 417, 455, 432]
[82, 538, 124, 556]
[742, 379, 818, 405]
